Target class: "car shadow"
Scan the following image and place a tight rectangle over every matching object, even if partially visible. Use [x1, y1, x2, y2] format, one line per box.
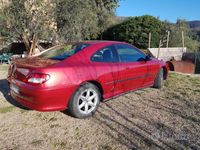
[92, 94, 200, 150]
[93, 104, 173, 150]
[0, 79, 30, 110]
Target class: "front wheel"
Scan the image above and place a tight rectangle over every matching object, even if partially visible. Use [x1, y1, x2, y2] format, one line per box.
[68, 83, 100, 118]
[153, 68, 164, 89]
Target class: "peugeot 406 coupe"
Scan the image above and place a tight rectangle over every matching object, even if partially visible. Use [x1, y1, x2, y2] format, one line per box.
[7, 41, 168, 118]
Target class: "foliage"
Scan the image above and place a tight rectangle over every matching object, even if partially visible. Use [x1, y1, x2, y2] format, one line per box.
[103, 16, 200, 51]
[163, 19, 200, 52]
[1, 0, 199, 53]
[55, 0, 119, 41]
[0, 0, 119, 55]
[55, 0, 98, 42]
[103, 15, 162, 49]
[192, 30, 200, 44]
[0, 13, 6, 36]
[197, 31, 200, 41]
[170, 20, 190, 48]
[1, 0, 56, 54]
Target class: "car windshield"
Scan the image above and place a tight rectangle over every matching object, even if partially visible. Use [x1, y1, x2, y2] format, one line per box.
[38, 43, 90, 60]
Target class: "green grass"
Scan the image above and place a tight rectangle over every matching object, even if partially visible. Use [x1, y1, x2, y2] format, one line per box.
[190, 77, 200, 84]
[165, 72, 200, 89]
[0, 106, 14, 113]
[164, 72, 200, 101]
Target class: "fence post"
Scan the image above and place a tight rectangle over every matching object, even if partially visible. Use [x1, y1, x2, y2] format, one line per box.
[157, 40, 162, 58]
[148, 32, 151, 48]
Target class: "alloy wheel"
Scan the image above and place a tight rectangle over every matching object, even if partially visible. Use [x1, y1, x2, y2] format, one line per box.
[78, 89, 98, 114]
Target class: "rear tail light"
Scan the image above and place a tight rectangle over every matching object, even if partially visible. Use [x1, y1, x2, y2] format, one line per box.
[27, 73, 50, 84]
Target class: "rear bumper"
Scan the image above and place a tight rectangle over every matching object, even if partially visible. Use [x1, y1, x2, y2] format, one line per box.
[7, 78, 76, 111]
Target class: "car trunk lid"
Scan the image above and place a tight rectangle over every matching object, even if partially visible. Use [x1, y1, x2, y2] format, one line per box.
[8, 57, 60, 82]
[14, 57, 60, 68]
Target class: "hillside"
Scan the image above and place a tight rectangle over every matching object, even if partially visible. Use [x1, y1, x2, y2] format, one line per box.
[188, 21, 200, 31]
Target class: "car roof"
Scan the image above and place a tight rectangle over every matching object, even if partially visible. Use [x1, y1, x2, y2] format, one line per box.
[34, 41, 129, 57]
[82, 40, 127, 45]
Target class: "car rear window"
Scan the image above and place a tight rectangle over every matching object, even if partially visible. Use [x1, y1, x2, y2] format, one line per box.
[38, 43, 90, 60]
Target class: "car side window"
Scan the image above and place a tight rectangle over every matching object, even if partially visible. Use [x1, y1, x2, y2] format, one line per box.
[91, 46, 118, 62]
[115, 44, 146, 62]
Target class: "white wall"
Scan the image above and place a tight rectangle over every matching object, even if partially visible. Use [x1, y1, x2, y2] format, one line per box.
[148, 47, 187, 61]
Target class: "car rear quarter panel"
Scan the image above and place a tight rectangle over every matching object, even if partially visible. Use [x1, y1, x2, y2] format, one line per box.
[156, 60, 168, 80]
[27, 65, 79, 109]
[59, 43, 120, 99]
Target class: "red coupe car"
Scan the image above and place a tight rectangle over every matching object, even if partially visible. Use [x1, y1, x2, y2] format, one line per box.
[7, 41, 168, 118]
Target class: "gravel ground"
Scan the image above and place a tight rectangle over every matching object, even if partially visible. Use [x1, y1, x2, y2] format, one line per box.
[0, 64, 200, 150]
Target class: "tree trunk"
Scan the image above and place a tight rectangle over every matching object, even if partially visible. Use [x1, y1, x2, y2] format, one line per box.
[21, 33, 30, 53]
[28, 34, 38, 56]
[36, 44, 45, 52]
[100, 32, 103, 40]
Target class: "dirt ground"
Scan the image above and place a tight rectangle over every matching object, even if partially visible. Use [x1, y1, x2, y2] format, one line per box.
[0, 64, 200, 150]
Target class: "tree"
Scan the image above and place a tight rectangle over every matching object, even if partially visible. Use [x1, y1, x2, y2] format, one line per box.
[0, 1, 9, 37]
[191, 30, 200, 42]
[94, 0, 119, 39]
[55, 0, 99, 42]
[55, 0, 119, 41]
[103, 15, 162, 49]
[0, 0, 119, 55]
[104, 16, 200, 51]
[167, 19, 200, 52]
[1, 0, 56, 55]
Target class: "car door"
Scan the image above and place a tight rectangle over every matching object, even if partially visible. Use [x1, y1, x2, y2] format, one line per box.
[90, 45, 123, 99]
[114, 44, 150, 92]
[142, 59, 159, 86]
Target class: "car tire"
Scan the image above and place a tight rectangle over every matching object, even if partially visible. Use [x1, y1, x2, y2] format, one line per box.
[68, 83, 101, 119]
[153, 68, 163, 89]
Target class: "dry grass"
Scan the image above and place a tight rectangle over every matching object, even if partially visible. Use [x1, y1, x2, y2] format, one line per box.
[0, 65, 199, 150]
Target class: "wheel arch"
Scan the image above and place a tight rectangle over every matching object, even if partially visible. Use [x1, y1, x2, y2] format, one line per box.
[69, 80, 104, 103]
[85, 80, 104, 99]
[67, 80, 103, 118]
[162, 66, 168, 80]
[166, 61, 175, 71]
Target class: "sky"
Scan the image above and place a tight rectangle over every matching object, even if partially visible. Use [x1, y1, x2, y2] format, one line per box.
[116, 0, 200, 23]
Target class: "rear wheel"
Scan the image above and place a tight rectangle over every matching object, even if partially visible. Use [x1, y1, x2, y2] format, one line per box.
[68, 83, 100, 118]
[153, 68, 163, 89]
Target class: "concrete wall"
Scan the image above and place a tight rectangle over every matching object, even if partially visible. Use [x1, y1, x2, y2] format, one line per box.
[148, 47, 187, 61]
